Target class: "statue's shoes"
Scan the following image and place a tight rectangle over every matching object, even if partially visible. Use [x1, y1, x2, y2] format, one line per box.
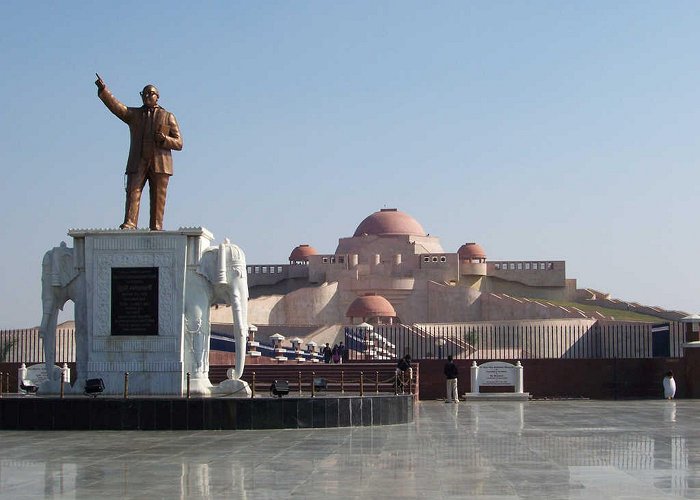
[119, 223, 136, 230]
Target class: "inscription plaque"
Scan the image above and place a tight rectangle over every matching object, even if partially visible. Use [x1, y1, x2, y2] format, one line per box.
[111, 267, 159, 335]
[480, 366, 515, 386]
[478, 361, 516, 386]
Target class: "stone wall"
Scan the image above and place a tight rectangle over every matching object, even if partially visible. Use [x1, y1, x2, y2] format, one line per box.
[417, 357, 688, 400]
[214, 281, 342, 326]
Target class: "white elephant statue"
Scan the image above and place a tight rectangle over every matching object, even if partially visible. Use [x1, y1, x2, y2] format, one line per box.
[39, 242, 87, 393]
[185, 239, 249, 396]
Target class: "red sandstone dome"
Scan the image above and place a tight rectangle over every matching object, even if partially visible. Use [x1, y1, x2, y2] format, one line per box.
[346, 294, 397, 318]
[289, 244, 318, 262]
[353, 208, 426, 237]
[458, 242, 487, 261]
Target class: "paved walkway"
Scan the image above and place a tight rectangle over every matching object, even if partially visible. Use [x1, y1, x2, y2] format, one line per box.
[1, 400, 699, 499]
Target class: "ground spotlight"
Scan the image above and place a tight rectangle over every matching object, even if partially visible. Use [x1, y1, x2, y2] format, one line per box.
[84, 378, 105, 397]
[270, 380, 290, 397]
[313, 377, 327, 391]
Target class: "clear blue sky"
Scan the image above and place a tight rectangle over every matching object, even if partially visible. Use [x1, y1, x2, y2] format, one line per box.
[1, 1, 699, 329]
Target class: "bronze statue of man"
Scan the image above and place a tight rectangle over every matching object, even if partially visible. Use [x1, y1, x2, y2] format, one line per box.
[95, 74, 183, 230]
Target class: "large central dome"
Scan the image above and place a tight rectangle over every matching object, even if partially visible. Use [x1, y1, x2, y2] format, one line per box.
[353, 208, 426, 237]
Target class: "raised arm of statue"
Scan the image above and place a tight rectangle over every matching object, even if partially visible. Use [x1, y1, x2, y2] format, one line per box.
[95, 73, 105, 93]
[95, 74, 129, 123]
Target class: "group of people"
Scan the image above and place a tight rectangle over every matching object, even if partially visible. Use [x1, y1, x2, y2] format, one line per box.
[322, 342, 346, 364]
[391, 353, 459, 400]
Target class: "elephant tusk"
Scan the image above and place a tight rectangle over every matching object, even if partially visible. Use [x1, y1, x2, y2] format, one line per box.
[216, 242, 227, 284]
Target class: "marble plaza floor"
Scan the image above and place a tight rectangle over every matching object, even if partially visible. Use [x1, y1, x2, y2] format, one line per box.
[1, 399, 699, 499]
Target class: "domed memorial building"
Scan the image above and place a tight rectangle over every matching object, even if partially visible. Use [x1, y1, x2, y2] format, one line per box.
[346, 294, 398, 325]
[213, 208, 581, 330]
[288, 244, 317, 264]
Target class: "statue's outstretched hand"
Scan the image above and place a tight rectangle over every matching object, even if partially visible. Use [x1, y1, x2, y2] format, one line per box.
[95, 73, 106, 93]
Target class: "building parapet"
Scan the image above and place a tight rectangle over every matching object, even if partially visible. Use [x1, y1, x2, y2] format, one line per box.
[487, 261, 566, 287]
[247, 263, 309, 287]
[490, 261, 562, 272]
[308, 254, 351, 268]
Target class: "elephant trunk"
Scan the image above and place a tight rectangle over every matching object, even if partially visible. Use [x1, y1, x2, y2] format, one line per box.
[40, 304, 59, 380]
[231, 296, 247, 380]
[40, 254, 59, 380]
[228, 266, 248, 380]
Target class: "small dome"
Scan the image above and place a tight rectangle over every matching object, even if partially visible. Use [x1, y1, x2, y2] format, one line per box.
[346, 294, 397, 319]
[353, 208, 426, 237]
[289, 244, 317, 262]
[458, 242, 486, 261]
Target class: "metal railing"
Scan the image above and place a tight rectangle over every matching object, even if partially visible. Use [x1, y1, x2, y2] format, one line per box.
[1, 321, 686, 365]
[245, 368, 414, 397]
[345, 322, 685, 360]
[0, 329, 76, 363]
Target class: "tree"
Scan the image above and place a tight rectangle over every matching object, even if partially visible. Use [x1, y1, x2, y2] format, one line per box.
[0, 336, 17, 363]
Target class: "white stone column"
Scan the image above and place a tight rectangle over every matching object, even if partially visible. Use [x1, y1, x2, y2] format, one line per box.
[470, 361, 479, 394]
[306, 341, 320, 362]
[17, 363, 27, 392]
[514, 361, 524, 394]
[290, 337, 305, 362]
[247, 324, 260, 357]
[270, 333, 287, 361]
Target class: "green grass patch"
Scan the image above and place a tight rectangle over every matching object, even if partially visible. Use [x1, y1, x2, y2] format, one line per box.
[544, 300, 662, 323]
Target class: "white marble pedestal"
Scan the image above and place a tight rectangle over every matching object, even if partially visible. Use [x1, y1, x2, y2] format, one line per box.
[69, 227, 213, 396]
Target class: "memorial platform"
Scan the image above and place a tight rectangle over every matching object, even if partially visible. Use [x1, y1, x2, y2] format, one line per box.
[0, 393, 413, 430]
[1, 400, 697, 498]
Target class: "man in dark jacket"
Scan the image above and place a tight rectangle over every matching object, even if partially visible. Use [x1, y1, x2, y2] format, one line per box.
[322, 343, 332, 363]
[444, 355, 459, 403]
[395, 354, 413, 391]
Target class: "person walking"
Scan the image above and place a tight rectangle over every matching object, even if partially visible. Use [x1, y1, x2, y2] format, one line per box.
[663, 371, 676, 400]
[444, 355, 459, 403]
[337, 341, 346, 363]
[322, 343, 332, 364]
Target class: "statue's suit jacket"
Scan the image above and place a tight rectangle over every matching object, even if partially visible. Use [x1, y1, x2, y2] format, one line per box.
[99, 88, 183, 175]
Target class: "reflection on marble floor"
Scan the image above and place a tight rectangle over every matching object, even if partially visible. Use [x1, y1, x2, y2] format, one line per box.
[1, 400, 699, 499]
